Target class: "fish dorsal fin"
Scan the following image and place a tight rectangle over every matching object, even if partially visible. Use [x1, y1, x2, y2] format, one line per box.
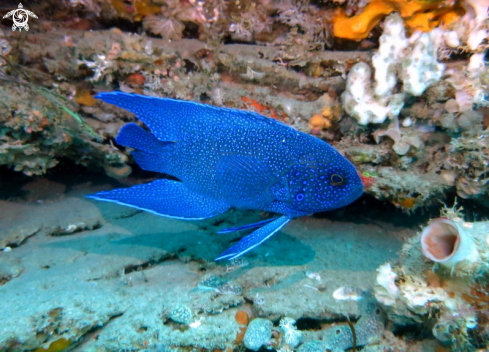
[96, 92, 288, 142]
[216, 154, 276, 209]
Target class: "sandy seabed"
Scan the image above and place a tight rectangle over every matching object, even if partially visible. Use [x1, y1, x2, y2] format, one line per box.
[0, 171, 420, 352]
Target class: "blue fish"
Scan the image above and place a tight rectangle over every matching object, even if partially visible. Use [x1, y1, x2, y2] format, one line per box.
[87, 92, 363, 260]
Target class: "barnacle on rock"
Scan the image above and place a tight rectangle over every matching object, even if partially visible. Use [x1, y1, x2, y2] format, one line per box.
[143, 15, 185, 40]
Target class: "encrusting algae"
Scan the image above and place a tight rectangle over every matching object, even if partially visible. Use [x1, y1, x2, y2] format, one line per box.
[110, 0, 162, 22]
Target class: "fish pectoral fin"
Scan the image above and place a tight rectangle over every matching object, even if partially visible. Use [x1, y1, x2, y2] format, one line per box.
[217, 217, 280, 234]
[216, 154, 276, 208]
[87, 179, 229, 220]
[215, 216, 291, 260]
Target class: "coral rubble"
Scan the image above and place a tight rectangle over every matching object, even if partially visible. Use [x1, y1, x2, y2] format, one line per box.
[342, 13, 445, 126]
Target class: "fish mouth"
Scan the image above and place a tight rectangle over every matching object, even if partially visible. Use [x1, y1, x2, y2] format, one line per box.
[285, 207, 312, 217]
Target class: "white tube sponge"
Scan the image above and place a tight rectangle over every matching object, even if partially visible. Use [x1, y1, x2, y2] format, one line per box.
[402, 29, 445, 96]
[420, 218, 480, 271]
[372, 12, 444, 97]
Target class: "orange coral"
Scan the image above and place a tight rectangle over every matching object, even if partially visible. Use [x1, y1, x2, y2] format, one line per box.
[357, 171, 376, 188]
[242, 96, 267, 113]
[127, 73, 146, 86]
[309, 114, 331, 131]
[110, 0, 162, 21]
[309, 106, 341, 133]
[75, 90, 96, 107]
[396, 197, 416, 208]
[34, 338, 71, 352]
[333, 0, 465, 40]
[235, 310, 249, 325]
[241, 96, 287, 121]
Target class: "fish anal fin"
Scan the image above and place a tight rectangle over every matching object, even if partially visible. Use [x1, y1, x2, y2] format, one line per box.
[87, 179, 229, 220]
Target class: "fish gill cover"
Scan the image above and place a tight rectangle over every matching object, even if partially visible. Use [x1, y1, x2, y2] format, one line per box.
[87, 92, 363, 260]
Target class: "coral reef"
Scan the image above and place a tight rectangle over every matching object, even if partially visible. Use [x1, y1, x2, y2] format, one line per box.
[169, 304, 193, 325]
[296, 299, 386, 351]
[2, 3, 489, 351]
[279, 317, 303, 348]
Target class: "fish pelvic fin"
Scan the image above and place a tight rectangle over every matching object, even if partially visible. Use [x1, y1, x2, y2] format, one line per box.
[217, 217, 280, 234]
[87, 179, 230, 220]
[215, 216, 291, 260]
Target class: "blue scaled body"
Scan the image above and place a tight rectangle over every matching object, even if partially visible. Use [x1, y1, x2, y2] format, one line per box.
[88, 92, 363, 260]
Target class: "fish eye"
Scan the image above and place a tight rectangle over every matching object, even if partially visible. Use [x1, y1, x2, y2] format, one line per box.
[295, 192, 305, 202]
[330, 174, 344, 186]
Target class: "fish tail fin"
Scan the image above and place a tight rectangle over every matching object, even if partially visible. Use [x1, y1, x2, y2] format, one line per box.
[116, 123, 158, 152]
[116, 123, 172, 173]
